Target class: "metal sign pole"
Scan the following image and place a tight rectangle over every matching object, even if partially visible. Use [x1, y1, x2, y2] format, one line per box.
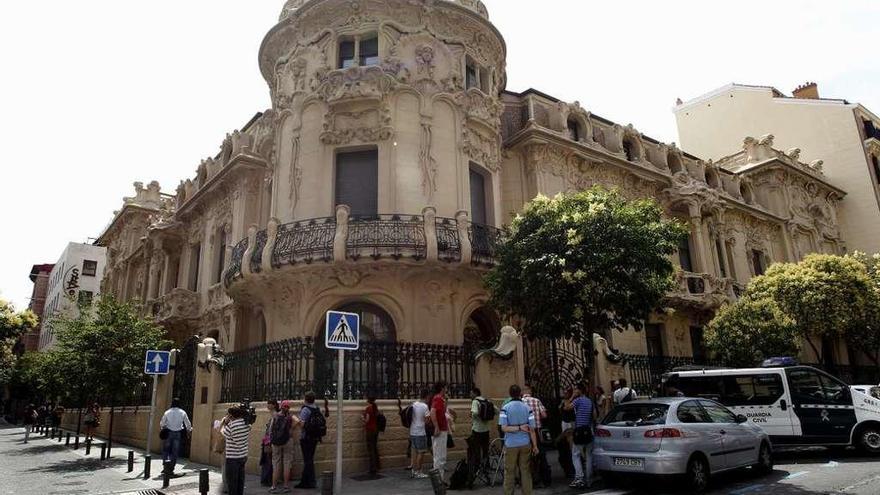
[335, 348, 344, 495]
[145, 374, 159, 455]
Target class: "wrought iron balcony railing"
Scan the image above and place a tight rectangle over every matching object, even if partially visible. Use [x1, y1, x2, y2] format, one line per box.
[273, 217, 336, 267]
[347, 214, 426, 261]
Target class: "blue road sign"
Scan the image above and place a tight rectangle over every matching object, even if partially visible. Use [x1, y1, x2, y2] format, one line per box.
[325, 311, 360, 350]
[144, 350, 172, 375]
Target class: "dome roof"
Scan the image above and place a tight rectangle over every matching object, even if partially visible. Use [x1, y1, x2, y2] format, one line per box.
[279, 0, 488, 22]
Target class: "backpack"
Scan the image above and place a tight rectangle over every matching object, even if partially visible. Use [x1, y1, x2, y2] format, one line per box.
[476, 399, 495, 422]
[376, 412, 387, 433]
[303, 406, 327, 441]
[270, 414, 292, 446]
[448, 460, 471, 490]
[400, 405, 414, 428]
[620, 388, 635, 404]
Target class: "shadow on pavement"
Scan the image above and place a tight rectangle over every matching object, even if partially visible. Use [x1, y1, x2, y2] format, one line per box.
[7, 443, 70, 456]
[606, 467, 836, 495]
[25, 456, 127, 474]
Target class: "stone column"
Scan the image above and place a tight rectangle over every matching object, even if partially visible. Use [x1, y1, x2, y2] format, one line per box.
[687, 203, 708, 273]
[190, 338, 224, 465]
[422, 207, 439, 262]
[456, 210, 472, 265]
[333, 205, 350, 262]
[147, 258, 160, 301]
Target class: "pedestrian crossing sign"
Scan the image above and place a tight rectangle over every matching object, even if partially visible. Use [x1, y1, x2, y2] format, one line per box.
[325, 310, 360, 350]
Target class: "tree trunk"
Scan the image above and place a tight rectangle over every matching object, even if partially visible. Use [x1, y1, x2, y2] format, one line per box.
[806, 337, 822, 365]
[75, 407, 82, 438]
[583, 309, 595, 386]
[108, 404, 114, 452]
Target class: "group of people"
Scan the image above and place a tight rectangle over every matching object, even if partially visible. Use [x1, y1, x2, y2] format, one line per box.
[20, 402, 73, 443]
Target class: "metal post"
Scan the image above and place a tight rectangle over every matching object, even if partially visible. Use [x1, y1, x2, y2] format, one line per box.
[128, 451, 134, 472]
[100, 444, 107, 460]
[199, 469, 209, 495]
[321, 471, 334, 495]
[66, 433, 71, 446]
[85, 439, 91, 455]
[334, 349, 344, 495]
[146, 374, 159, 457]
[74, 435, 80, 450]
[144, 455, 152, 479]
[163, 469, 170, 488]
[58, 429, 64, 442]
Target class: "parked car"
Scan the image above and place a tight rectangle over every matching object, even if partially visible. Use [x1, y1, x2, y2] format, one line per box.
[664, 365, 880, 453]
[594, 398, 772, 493]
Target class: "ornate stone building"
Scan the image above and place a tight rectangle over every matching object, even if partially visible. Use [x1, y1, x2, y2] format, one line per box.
[96, 0, 850, 378]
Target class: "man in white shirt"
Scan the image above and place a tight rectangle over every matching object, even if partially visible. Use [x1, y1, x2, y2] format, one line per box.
[160, 398, 193, 476]
[612, 379, 637, 405]
[409, 389, 431, 478]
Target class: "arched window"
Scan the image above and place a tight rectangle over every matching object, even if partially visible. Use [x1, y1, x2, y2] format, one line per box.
[315, 302, 397, 398]
[464, 307, 501, 351]
[567, 119, 581, 142]
[622, 139, 636, 162]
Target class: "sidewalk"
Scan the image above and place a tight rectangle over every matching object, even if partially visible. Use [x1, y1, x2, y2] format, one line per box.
[1, 421, 606, 495]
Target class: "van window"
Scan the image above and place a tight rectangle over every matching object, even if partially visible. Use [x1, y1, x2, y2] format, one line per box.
[787, 368, 850, 405]
[602, 404, 669, 426]
[721, 374, 784, 406]
[674, 376, 723, 401]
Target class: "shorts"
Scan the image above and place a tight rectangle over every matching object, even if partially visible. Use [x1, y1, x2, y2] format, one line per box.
[410, 435, 428, 452]
[272, 441, 295, 474]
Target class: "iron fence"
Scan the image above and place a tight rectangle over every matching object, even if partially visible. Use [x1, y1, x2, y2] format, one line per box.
[347, 214, 426, 260]
[220, 338, 474, 403]
[469, 223, 502, 266]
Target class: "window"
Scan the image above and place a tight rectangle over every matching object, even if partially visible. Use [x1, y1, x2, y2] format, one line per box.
[213, 230, 227, 285]
[359, 37, 379, 66]
[602, 404, 669, 426]
[82, 260, 98, 277]
[720, 374, 784, 406]
[872, 156, 880, 185]
[645, 324, 663, 357]
[751, 249, 766, 276]
[787, 368, 850, 405]
[335, 150, 378, 218]
[671, 376, 723, 401]
[678, 235, 694, 272]
[188, 243, 201, 292]
[469, 167, 489, 225]
[78, 290, 94, 307]
[699, 400, 738, 423]
[466, 62, 479, 90]
[677, 401, 711, 423]
[690, 327, 706, 363]
[622, 139, 635, 162]
[567, 119, 581, 141]
[715, 240, 727, 278]
[338, 40, 356, 68]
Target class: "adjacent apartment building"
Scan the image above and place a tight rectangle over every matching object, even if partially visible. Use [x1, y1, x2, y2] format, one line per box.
[675, 82, 880, 255]
[13, 264, 54, 354]
[38, 243, 107, 350]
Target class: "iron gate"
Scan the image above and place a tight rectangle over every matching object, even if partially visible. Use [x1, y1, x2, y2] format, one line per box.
[522, 338, 591, 438]
[172, 336, 199, 458]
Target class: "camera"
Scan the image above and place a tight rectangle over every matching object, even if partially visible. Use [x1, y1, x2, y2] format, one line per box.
[239, 398, 257, 425]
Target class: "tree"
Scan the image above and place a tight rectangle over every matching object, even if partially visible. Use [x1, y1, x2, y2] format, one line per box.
[704, 298, 801, 367]
[843, 252, 880, 366]
[744, 254, 876, 364]
[486, 187, 688, 364]
[0, 299, 38, 388]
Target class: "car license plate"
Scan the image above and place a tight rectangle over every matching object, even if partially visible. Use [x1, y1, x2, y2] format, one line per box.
[613, 457, 644, 470]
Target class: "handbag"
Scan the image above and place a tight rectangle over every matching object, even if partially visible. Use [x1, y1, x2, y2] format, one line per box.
[573, 426, 593, 445]
[159, 428, 170, 440]
[447, 434, 455, 449]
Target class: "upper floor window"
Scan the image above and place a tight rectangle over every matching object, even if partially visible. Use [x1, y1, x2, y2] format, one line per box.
[188, 243, 202, 292]
[469, 166, 489, 225]
[678, 235, 694, 273]
[78, 290, 94, 307]
[873, 156, 880, 185]
[338, 36, 379, 69]
[622, 139, 636, 162]
[645, 323, 664, 357]
[466, 63, 479, 90]
[213, 229, 227, 285]
[465, 59, 491, 93]
[751, 249, 766, 276]
[335, 149, 378, 218]
[82, 260, 98, 277]
[567, 119, 581, 142]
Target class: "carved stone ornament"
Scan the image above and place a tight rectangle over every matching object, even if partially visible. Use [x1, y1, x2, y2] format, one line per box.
[320, 105, 394, 145]
[420, 123, 439, 202]
[462, 127, 501, 172]
[288, 135, 303, 209]
[315, 66, 397, 105]
[455, 89, 502, 128]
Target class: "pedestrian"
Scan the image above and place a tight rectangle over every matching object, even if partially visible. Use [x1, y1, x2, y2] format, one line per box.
[595, 386, 611, 418]
[23, 404, 36, 443]
[429, 381, 450, 483]
[408, 389, 431, 478]
[612, 378, 637, 405]
[297, 391, 324, 489]
[261, 400, 278, 487]
[469, 387, 492, 471]
[84, 402, 100, 441]
[522, 385, 549, 488]
[499, 384, 538, 495]
[160, 397, 193, 476]
[556, 387, 575, 479]
[362, 394, 381, 478]
[221, 405, 252, 495]
[270, 400, 302, 492]
[53, 405, 65, 429]
[566, 382, 596, 489]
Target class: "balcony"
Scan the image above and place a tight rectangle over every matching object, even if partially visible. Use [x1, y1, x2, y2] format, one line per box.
[225, 210, 502, 287]
[150, 288, 200, 323]
[667, 271, 733, 309]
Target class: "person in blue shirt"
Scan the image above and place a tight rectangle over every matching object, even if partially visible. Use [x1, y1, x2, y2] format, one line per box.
[564, 382, 596, 489]
[499, 384, 538, 495]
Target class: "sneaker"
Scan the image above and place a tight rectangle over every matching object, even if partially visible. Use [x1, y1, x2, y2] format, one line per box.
[568, 478, 584, 489]
[415, 472, 429, 479]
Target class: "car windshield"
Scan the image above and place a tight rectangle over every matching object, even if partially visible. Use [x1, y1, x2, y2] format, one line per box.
[602, 404, 670, 426]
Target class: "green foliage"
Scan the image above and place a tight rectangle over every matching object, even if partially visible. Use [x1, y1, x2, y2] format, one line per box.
[486, 187, 689, 342]
[705, 299, 800, 367]
[10, 350, 72, 403]
[0, 299, 38, 387]
[50, 296, 171, 405]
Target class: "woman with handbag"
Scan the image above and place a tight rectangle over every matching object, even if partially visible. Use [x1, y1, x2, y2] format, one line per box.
[564, 383, 596, 489]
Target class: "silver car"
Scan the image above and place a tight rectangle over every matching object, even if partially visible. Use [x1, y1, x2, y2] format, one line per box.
[593, 397, 773, 493]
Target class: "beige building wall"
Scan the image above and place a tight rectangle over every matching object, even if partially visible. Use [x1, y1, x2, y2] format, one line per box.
[675, 84, 880, 254]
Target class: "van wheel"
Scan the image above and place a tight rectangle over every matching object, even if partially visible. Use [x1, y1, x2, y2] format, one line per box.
[753, 442, 773, 475]
[686, 456, 710, 493]
[858, 426, 880, 454]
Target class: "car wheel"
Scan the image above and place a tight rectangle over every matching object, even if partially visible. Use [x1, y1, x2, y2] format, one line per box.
[686, 456, 710, 493]
[754, 442, 773, 475]
[858, 425, 880, 454]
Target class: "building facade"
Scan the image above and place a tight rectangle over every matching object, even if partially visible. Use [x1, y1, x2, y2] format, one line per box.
[39, 243, 107, 350]
[675, 82, 880, 255]
[14, 264, 54, 354]
[95, 0, 854, 388]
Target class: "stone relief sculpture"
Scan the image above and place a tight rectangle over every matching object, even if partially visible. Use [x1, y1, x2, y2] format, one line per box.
[419, 122, 438, 202]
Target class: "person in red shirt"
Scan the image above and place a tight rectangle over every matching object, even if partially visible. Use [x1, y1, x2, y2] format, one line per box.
[429, 381, 449, 482]
[362, 395, 381, 478]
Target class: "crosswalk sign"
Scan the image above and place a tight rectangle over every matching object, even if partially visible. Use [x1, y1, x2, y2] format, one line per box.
[325, 311, 360, 350]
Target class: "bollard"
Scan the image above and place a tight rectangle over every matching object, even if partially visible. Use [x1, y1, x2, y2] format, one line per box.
[320, 471, 334, 495]
[199, 469, 209, 495]
[100, 444, 107, 460]
[65, 433, 71, 446]
[58, 430, 63, 442]
[428, 469, 446, 495]
[74, 435, 80, 450]
[85, 439, 91, 456]
[163, 469, 170, 488]
[128, 451, 134, 472]
[144, 455, 151, 480]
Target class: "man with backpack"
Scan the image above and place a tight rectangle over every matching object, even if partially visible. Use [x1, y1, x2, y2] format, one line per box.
[499, 385, 538, 495]
[297, 391, 325, 489]
[270, 400, 301, 493]
[612, 379, 637, 405]
[469, 387, 493, 470]
[522, 385, 550, 488]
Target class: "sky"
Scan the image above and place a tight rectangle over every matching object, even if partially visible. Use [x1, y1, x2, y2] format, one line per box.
[1, 0, 878, 311]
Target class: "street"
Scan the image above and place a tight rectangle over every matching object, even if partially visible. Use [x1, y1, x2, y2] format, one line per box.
[4, 421, 880, 495]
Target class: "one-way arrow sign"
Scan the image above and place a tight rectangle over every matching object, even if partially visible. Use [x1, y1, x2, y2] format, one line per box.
[144, 350, 171, 375]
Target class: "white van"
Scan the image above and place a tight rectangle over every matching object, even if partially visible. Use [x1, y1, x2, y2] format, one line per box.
[663, 365, 880, 453]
